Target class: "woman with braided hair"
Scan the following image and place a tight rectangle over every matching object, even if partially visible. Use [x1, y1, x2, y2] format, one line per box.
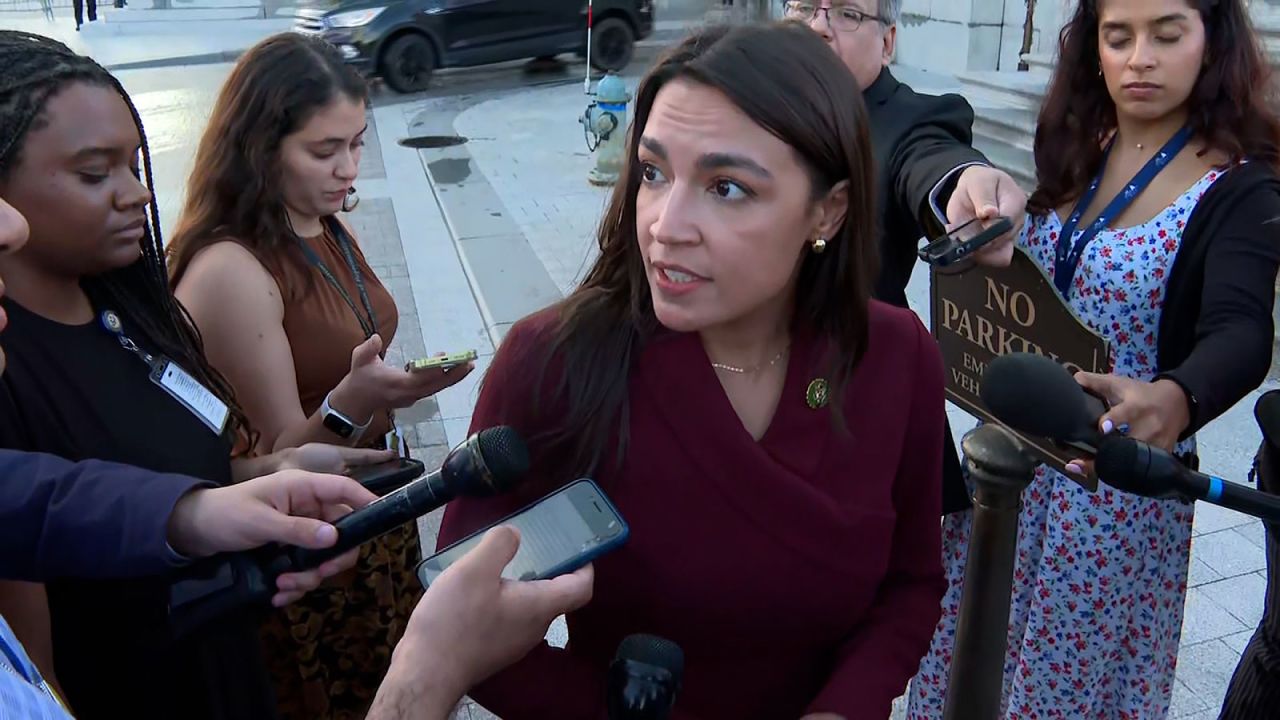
[0, 31, 383, 718]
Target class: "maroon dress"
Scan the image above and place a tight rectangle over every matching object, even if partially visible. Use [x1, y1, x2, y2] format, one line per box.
[438, 300, 947, 720]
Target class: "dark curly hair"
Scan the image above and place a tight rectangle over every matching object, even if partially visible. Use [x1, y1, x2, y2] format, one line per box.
[0, 30, 252, 447]
[1028, 0, 1280, 215]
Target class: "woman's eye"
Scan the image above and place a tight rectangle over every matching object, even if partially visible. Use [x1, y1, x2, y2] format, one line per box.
[640, 162, 667, 184]
[711, 178, 750, 201]
[78, 172, 108, 184]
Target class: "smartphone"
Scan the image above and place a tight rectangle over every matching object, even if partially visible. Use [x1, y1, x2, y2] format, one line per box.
[417, 479, 629, 587]
[405, 350, 478, 373]
[918, 215, 1013, 270]
[345, 457, 425, 495]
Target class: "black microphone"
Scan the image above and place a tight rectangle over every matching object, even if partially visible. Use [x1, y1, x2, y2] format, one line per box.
[167, 426, 529, 638]
[1096, 434, 1280, 523]
[607, 634, 685, 720]
[980, 352, 1109, 454]
[287, 425, 529, 570]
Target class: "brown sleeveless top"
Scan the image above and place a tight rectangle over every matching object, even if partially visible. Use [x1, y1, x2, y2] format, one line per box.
[271, 221, 399, 442]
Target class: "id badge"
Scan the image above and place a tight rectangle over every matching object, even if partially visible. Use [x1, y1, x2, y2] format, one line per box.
[151, 359, 230, 435]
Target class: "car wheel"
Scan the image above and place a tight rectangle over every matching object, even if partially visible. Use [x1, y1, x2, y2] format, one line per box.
[589, 17, 634, 72]
[381, 33, 436, 94]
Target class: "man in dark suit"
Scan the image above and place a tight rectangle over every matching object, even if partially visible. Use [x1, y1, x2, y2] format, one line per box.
[791, 0, 1027, 513]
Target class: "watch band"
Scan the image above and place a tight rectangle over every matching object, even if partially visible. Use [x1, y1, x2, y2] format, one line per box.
[321, 390, 371, 440]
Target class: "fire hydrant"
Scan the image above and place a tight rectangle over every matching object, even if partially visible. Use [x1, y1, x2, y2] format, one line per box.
[579, 72, 631, 186]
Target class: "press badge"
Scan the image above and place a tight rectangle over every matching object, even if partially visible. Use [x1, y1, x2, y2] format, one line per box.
[152, 360, 230, 435]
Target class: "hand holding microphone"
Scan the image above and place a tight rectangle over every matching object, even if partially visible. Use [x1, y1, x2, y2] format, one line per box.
[980, 353, 1190, 479]
[167, 426, 530, 638]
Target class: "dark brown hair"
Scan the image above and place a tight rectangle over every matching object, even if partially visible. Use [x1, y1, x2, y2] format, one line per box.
[167, 32, 367, 285]
[515, 22, 879, 479]
[0, 31, 252, 447]
[1028, 0, 1280, 214]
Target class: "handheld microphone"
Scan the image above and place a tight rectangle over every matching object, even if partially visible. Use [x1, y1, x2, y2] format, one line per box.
[980, 352, 1108, 454]
[1096, 434, 1280, 523]
[607, 634, 685, 720]
[287, 425, 529, 570]
[167, 426, 530, 638]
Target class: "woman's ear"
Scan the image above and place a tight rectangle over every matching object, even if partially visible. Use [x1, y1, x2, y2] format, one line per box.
[814, 179, 850, 242]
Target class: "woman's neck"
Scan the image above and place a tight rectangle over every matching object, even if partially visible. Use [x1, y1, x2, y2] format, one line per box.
[699, 299, 793, 371]
[285, 205, 324, 238]
[1113, 109, 1190, 153]
[0, 255, 93, 325]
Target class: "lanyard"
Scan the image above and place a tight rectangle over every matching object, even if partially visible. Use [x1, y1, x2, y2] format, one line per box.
[296, 218, 378, 339]
[101, 308, 159, 368]
[1053, 124, 1194, 296]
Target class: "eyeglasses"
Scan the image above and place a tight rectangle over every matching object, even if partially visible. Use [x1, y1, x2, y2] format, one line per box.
[782, 2, 885, 32]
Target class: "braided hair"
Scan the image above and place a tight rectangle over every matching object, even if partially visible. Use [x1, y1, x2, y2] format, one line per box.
[0, 31, 253, 448]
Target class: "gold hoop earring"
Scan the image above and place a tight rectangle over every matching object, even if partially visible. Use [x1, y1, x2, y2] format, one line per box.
[342, 187, 360, 213]
[812, 235, 827, 254]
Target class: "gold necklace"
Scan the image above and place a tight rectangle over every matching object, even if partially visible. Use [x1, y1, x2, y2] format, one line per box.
[710, 345, 789, 374]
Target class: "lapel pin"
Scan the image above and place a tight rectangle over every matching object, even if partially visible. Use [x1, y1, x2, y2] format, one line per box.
[805, 378, 829, 410]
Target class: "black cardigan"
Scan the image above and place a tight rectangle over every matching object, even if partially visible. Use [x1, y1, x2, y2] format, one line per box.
[1157, 160, 1280, 438]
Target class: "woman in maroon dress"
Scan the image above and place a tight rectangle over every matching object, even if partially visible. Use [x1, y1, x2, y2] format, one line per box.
[439, 22, 945, 720]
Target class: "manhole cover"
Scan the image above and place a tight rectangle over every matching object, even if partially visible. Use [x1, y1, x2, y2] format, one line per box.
[399, 135, 469, 149]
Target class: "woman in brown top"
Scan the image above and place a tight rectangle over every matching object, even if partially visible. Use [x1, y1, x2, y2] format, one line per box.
[167, 34, 472, 719]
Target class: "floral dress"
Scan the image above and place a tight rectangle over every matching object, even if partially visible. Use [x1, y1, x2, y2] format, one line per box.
[907, 168, 1225, 719]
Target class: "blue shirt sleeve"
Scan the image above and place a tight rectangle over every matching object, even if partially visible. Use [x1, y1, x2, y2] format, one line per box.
[0, 615, 72, 720]
[0, 450, 213, 581]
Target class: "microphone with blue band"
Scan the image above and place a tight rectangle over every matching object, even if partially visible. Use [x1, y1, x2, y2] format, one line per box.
[1095, 434, 1280, 523]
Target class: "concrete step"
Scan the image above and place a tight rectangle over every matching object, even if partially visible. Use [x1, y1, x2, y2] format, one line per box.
[972, 105, 1037, 154]
[971, 132, 1035, 192]
[956, 69, 1048, 111]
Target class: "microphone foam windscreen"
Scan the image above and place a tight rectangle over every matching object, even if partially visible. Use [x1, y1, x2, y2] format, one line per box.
[615, 634, 685, 679]
[980, 353, 1091, 441]
[476, 426, 531, 489]
[1255, 390, 1280, 451]
[1095, 435, 1142, 490]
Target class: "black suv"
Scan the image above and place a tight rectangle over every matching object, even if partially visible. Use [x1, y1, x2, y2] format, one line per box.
[295, 0, 654, 93]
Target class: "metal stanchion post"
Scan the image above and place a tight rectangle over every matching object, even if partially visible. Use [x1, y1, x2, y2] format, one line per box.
[942, 424, 1039, 720]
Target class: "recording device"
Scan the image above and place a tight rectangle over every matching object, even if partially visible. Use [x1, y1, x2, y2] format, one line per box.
[606, 634, 685, 720]
[417, 478, 628, 586]
[345, 457, 425, 495]
[918, 215, 1013, 270]
[167, 426, 530, 639]
[979, 352, 1109, 455]
[406, 349, 477, 372]
[1095, 434, 1280, 523]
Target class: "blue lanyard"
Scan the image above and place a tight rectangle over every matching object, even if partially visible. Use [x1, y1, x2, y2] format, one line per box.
[1053, 125, 1194, 296]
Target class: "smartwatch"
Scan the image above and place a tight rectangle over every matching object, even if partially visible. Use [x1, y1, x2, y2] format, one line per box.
[321, 391, 371, 440]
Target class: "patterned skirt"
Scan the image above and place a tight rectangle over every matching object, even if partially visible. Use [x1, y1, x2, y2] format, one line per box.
[260, 522, 423, 720]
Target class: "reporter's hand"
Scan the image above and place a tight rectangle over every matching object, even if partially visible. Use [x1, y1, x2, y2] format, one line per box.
[278, 444, 396, 474]
[168, 468, 375, 558]
[328, 335, 475, 423]
[945, 165, 1026, 268]
[1062, 374, 1191, 479]
[387, 526, 594, 705]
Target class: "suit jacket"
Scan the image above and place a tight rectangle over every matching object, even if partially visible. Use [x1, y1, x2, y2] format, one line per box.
[438, 302, 946, 720]
[0, 450, 209, 582]
[865, 67, 988, 514]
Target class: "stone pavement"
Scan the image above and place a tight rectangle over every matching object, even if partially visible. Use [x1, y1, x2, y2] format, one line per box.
[370, 68, 1271, 718]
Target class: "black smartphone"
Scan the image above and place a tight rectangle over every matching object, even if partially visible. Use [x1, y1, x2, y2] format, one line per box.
[417, 479, 629, 586]
[918, 215, 1013, 270]
[345, 457, 425, 496]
